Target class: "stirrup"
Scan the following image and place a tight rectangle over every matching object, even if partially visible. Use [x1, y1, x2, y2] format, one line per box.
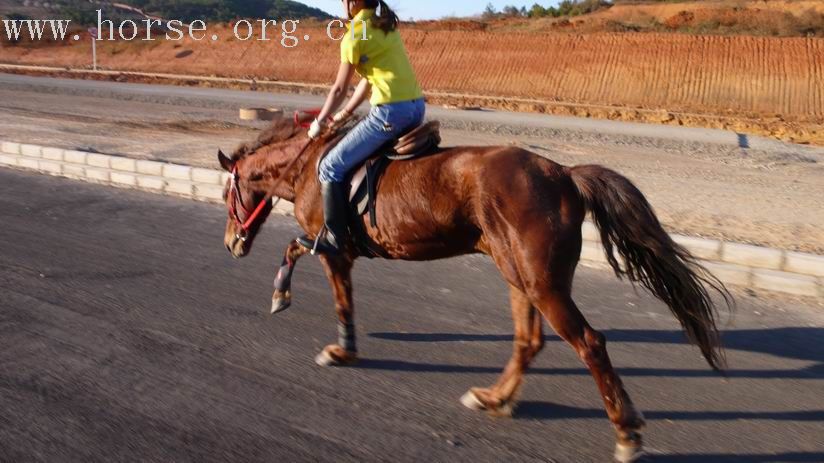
[297, 226, 341, 255]
[296, 228, 323, 254]
[310, 232, 323, 255]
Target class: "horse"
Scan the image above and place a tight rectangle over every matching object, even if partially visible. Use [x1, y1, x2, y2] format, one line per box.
[218, 114, 731, 462]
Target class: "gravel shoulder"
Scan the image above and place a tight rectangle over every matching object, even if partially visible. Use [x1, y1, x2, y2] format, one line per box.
[1, 73, 822, 253]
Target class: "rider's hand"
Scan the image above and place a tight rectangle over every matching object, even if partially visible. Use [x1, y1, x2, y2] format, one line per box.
[332, 109, 351, 123]
[308, 118, 326, 139]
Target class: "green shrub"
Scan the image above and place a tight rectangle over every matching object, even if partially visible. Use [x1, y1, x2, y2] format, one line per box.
[500, 0, 612, 18]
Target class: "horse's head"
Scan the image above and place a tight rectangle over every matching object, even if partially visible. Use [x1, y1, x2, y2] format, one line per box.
[219, 148, 275, 258]
[219, 115, 316, 258]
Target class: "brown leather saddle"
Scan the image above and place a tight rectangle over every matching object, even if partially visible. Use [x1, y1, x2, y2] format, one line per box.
[347, 120, 441, 226]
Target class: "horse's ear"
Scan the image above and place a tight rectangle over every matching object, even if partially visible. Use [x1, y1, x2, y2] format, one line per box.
[217, 149, 234, 172]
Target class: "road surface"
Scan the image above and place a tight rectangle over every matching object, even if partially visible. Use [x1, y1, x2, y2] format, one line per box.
[1, 169, 823, 462]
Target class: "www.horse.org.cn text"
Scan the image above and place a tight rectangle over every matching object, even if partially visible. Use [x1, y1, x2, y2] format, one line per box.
[1, 11, 369, 48]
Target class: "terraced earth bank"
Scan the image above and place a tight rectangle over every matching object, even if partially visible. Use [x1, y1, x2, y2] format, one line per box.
[2, 26, 823, 142]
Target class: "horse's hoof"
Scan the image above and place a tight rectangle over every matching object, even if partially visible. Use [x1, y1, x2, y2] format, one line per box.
[614, 442, 645, 463]
[315, 350, 336, 366]
[270, 297, 291, 314]
[315, 345, 357, 367]
[461, 389, 513, 417]
[270, 291, 291, 315]
[460, 390, 485, 411]
[490, 401, 513, 417]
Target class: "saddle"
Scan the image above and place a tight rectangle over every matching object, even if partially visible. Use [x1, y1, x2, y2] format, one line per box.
[346, 120, 442, 225]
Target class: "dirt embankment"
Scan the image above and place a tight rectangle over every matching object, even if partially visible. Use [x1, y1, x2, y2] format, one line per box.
[2, 24, 823, 144]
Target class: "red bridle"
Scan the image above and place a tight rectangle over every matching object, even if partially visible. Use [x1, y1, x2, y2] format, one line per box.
[228, 165, 271, 236]
[227, 109, 327, 241]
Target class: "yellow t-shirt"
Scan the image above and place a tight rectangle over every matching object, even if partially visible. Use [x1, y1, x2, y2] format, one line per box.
[340, 9, 423, 106]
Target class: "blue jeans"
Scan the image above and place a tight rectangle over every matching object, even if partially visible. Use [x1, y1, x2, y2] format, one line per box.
[318, 98, 425, 183]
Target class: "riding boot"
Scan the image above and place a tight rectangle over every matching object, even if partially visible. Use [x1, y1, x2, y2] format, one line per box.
[297, 182, 349, 255]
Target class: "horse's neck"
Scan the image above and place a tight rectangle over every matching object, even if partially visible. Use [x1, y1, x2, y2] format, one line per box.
[294, 144, 322, 198]
[265, 138, 320, 203]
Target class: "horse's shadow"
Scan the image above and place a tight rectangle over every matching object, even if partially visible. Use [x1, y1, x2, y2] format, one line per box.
[513, 402, 824, 459]
[365, 327, 824, 379]
[358, 328, 824, 460]
[513, 401, 824, 423]
[644, 452, 824, 462]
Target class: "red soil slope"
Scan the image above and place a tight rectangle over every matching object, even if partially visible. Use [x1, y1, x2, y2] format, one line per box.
[2, 22, 822, 142]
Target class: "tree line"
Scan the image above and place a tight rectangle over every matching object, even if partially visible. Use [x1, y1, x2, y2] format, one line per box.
[5, 0, 333, 25]
[483, 0, 612, 19]
[119, 0, 332, 22]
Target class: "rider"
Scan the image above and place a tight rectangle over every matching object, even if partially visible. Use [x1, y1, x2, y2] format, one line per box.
[297, 0, 425, 255]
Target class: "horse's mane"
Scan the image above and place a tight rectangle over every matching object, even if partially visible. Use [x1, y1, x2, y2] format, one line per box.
[231, 117, 301, 160]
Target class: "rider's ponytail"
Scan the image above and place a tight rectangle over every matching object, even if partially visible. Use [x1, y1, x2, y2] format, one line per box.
[366, 0, 400, 34]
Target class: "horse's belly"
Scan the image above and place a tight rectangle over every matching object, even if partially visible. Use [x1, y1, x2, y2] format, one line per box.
[363, 198, 478, 260]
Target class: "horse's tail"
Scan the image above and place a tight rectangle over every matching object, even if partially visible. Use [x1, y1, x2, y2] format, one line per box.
[568, 164, 732, 371]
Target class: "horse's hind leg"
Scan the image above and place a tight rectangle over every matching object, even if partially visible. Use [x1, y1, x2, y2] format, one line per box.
[461, 284, 545, 417]
[315, 255, 358, 367]
[533, 289, 646, 462]
[271, 240, 310, 314]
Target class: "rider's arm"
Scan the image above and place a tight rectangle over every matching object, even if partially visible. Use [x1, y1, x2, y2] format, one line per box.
[342, 78, 371, 116]
[318, 61, 356, 123]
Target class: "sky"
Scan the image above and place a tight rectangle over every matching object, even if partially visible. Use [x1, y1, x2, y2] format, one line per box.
[300, 1, 561, 21]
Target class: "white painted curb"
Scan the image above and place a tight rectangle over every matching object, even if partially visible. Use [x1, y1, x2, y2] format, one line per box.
[1, 141, 822, 299]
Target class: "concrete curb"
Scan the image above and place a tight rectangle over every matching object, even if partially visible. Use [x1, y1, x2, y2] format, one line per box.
[2, 141, 822, 299]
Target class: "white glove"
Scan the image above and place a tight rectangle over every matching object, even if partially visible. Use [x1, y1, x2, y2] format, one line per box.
[308, 118, 325, 139]
[332, 109, 351, 123]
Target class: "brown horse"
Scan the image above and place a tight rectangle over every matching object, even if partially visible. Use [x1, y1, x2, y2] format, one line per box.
[218, 116, 731, 462]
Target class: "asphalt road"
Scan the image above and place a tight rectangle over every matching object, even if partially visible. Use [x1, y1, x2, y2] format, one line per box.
[1, 169, 823, 462]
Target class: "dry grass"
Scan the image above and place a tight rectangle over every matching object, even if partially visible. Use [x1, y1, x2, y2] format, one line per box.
[613, 6, 824, 37]
[469, 0, 824, 37]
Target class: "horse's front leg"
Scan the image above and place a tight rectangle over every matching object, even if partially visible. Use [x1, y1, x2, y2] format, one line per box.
[271, 240, 309, 314]
[315, 255, 358, 367]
